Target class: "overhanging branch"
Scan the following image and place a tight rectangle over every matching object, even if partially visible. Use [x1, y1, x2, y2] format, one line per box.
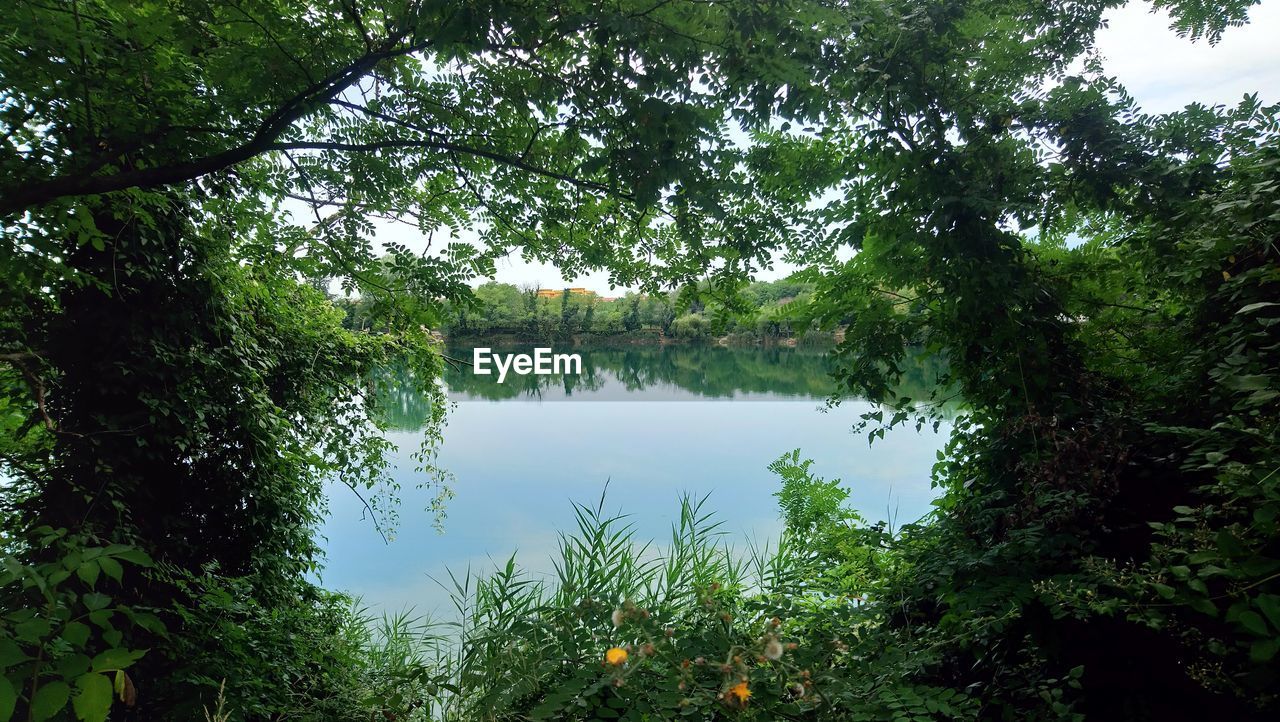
[0, 33, 429, 216]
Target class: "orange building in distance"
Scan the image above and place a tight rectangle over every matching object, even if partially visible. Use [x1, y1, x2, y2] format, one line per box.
[536, 287, 596, 299]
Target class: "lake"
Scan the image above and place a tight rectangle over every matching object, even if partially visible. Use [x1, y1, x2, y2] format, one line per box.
[317, 344, 950, 616]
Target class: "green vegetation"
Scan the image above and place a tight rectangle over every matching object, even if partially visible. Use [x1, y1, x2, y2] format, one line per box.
[433, 490, 911, 722]
[1, 0, 834, 717]
[341, 278, 824, 343]
[372, 345, 948, 420]
[438, 345, 840, 402]
[1, 0, 1278, 721]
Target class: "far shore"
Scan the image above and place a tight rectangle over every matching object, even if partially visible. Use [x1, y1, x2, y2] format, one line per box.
[438, 328, 844, 348]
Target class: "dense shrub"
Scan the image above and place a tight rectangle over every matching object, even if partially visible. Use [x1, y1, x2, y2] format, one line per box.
[669, 314, 711, 341]
[430, 462, 984, 722]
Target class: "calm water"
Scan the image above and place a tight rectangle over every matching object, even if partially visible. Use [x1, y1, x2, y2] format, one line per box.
[317, 344, 949, 615]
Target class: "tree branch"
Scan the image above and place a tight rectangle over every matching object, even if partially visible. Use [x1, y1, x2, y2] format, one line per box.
[0, 36, 428, 216]
[1, 351, 56, 433]
[272, 139, 622, 197]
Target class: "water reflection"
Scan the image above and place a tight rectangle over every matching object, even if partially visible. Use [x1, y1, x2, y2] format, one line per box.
[378, 343, 950, 427]
[443, 344, 841, 401]
[320, 344, 951, 616]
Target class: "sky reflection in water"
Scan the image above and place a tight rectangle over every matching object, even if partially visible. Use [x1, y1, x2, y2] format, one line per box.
[317, 345, 949, 616]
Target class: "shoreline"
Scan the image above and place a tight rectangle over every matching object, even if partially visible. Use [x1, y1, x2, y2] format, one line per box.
[439, 329, 841, 348]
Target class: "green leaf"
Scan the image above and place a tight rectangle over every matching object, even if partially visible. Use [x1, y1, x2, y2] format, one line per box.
[30, 681, 70, 722]
[62, 622, 91, 648]
[91, 648, 145, 673]
[128, 612, 165, 636]
[1187, 551, 1220, 564]
[81, 592, 110, 611]
[1236, 302, 1279, 315]
[0, 676, 16, 722]
[73, 673, 113, 722]
[0, 640, 27, 669]
[55, 654, 90, 679]
[1255, 595, 1280, 631]
[14, 619, 51, 643]
[1250, 639, 1280, 663]
[1188, 597, 1218, 617]
[1224, 374, 1271, 392]
[1254, 504, 1277, 525]
[97, 557, 123, 583]
[1228, 608, 1269, 637]
[1215, 530, 1248, 558]
[110, 549, 152, 568]
[76, 561, 100, 587]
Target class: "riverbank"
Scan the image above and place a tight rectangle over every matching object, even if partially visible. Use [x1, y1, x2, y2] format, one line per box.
[442, 327, 841, 348]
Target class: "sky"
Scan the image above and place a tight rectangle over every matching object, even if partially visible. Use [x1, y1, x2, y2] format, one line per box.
[365, 1, 1280, 295]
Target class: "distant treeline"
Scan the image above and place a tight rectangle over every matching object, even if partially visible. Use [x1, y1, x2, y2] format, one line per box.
[338, 278, 833, 343]
[375, 344, 953, 429]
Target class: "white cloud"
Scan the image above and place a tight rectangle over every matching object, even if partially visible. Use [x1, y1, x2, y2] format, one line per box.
[1095, 2, 1280, 114]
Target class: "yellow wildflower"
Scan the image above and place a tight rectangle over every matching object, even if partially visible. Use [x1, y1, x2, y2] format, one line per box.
[605, 647, 628, 666]
[729, 681, 751, 703]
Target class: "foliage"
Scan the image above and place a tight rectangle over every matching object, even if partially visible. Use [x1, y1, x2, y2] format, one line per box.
[768, 450, 890, 597]
[2, 0, 1278, 719]
[382, 277, 821, 343]
[766, 0, 1280, 718]
[0, 0, 840, 290]
[0, 528, 158, 722]
[162, 570, 446, 722]
[434, 492, 853, 721]
[668, 313, 712, 341]
[0, 0, 848, 717]
[428, 458, 996, 722]
[0, 184, 446, 717]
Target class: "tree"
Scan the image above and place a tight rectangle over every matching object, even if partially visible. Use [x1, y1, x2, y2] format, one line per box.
[622, 294, 643, 332]
[4, 0, 1277, 718]
[581, 298, 595, 334]
[767, 0, 1280, 717]
[558, 289, 579, 337]
[0, 0, 844, 717]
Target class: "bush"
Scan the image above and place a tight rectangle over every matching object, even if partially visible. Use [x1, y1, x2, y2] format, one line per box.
[159, 571, 445, 721]
[0, 528, 446, 722]
[669, 314, 711, 341]
[431, 461, 979, 722]
[0, 529, 159, 722]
